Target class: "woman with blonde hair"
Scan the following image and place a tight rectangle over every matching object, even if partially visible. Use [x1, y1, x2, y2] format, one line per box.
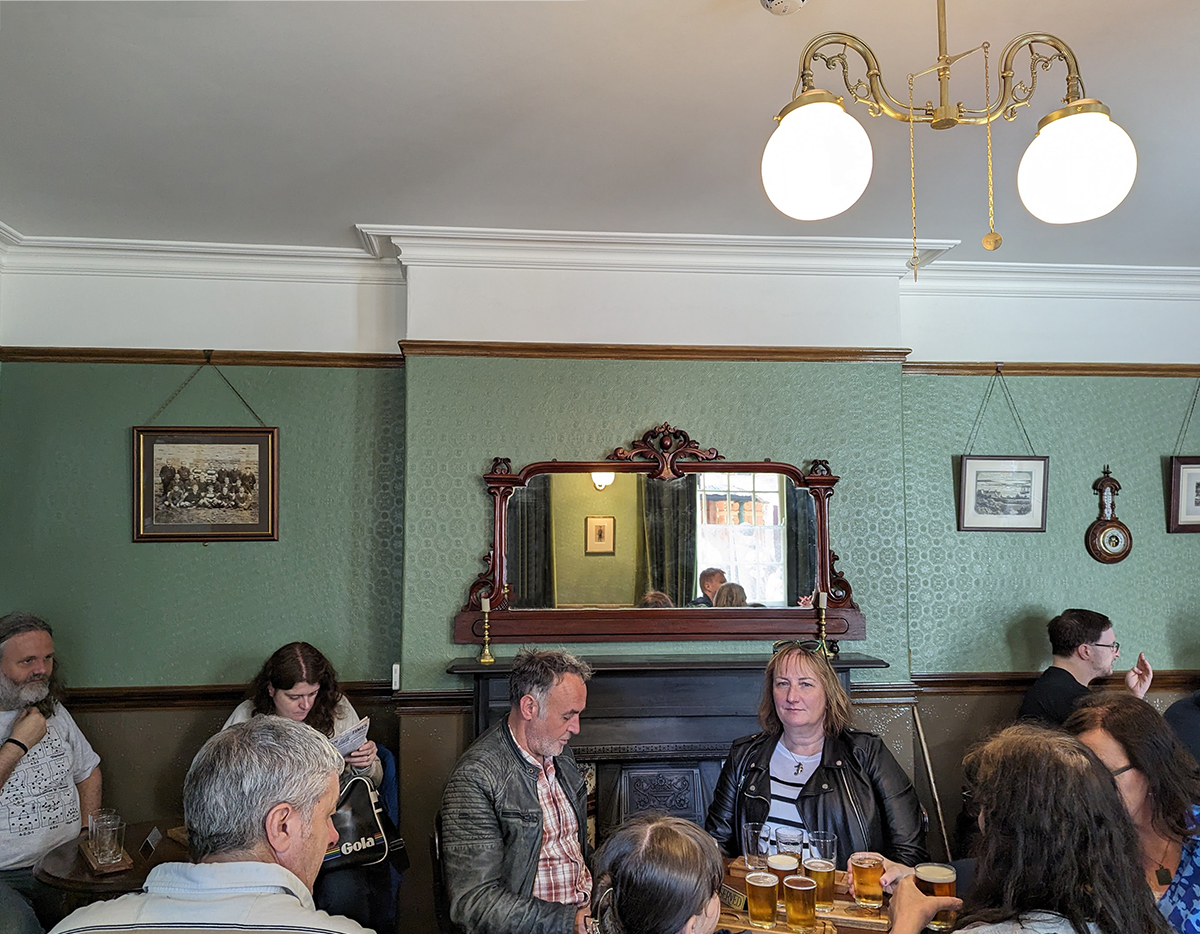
[705, 642, 926, 868]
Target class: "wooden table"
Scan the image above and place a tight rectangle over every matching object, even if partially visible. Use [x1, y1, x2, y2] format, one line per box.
[719, 857, 889, 933]
[33, 820, 188, 923]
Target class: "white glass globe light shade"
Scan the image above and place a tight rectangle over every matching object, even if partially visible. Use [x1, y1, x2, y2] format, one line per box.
[591, 471, 616, 491]
[762, 98, 873, 221]
[1017, 105, 1137, 224]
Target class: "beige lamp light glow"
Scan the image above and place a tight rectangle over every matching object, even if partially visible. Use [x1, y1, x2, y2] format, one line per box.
[1017, 101, 1137, 224]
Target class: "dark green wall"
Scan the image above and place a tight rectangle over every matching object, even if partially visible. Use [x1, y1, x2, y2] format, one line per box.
[550, 472, 640, 607]
[0, 362, 404, 686]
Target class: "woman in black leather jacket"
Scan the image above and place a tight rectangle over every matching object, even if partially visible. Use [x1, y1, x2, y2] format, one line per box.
[704, 643, 928, 869]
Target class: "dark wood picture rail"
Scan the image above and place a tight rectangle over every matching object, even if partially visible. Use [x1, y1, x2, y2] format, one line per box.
[399, 340, 911, 363]
[903, 361, 1200, 377]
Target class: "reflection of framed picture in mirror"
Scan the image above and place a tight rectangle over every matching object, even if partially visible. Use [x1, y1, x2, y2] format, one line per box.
[958, 455, 1048, 532]
[1168, 456, 1200, 533]
[585, 515, 616, 555]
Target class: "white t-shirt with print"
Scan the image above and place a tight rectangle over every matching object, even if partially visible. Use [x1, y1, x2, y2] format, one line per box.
[0, 704, 101, 870]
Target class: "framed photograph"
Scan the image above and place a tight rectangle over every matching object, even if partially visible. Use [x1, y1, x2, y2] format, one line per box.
[958, 455, 1049, 532]
[1168, 456, 1200, 533]
[133, 426, 279, 542]
[585, 515, 616, 555]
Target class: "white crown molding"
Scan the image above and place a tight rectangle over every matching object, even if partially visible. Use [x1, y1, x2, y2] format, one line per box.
[901, 261, 1200, 302]
[0, 223, 402, 285]
[355, 224, 960, 279]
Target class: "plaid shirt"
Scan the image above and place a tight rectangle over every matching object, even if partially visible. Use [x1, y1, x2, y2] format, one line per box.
[516, 744, 592, 907]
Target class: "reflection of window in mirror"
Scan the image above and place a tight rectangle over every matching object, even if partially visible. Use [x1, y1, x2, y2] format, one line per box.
[696, 473, 786, 606]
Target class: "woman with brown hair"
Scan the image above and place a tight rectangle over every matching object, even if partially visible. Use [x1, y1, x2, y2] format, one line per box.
[891, 723, 1173, 934]
[1064, 693, 1200, 933]
[590, 815, 723, 934]
[224, 641, 381, 784]
[704, 642, 927, 868]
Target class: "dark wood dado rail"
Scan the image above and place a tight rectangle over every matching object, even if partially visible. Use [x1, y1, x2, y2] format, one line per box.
[59, 671, 1199, 713]
[62, 681, 471, 713]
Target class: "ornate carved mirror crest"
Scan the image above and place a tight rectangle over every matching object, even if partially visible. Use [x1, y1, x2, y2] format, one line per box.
[453, 424, 865, 646]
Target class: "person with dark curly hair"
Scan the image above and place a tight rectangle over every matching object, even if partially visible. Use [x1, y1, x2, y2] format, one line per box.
[1065, 693, 1200, 933]
[589, 816, 722, 934]
[890, 724, 1173, 934]
[223, 642, 380, 784]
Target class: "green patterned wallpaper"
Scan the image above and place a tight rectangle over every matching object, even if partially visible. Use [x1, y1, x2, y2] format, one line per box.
[401, 356, 908, 691]
[903, 374, 1200, 674]
[0, 362, 405, 686]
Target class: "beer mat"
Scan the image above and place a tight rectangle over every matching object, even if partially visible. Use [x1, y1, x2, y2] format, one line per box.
[167, 826, 189, 847]
[80, 840, 134, 875]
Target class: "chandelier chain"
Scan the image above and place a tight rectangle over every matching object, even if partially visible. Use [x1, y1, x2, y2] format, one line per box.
[909, 74, 917, 282]
[984, 43, 995, 234]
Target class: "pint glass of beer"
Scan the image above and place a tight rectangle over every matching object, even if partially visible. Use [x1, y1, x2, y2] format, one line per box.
[783, 875, 817, 933]
[915, 863, 957, 931]
[802, 856, 835, 913]
[767, 853, 800, 876]
[850, 853, 885, 910]
[746, 871, 780, 929]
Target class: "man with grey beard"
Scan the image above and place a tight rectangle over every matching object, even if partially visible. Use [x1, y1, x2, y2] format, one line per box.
[0, 614, 101, 934]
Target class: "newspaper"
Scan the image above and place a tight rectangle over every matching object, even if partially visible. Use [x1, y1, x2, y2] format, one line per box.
[331, 716, 370, 757]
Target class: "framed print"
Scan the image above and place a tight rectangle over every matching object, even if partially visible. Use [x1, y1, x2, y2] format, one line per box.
[1169, 456, 1200, 533]
[958, 455, 1049, 532]
[133, 426, 279, 542]
[585, 515, 616, 555]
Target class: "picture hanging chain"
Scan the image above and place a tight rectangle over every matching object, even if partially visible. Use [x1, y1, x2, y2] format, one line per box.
[145, 350, 267, 427]
[963, 363, 1038, 457]
[1172, 378, 1200, 457]
[908, 73, 919, 282]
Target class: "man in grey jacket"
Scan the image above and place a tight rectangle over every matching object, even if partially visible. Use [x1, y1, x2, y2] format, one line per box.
[441, 649, 593, 934]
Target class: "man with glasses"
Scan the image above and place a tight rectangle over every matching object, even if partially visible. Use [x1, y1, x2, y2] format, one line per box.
[1018, 608, 1153, 726]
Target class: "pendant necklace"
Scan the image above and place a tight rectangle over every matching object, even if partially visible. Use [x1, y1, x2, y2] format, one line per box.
[1154, 838, 1174, 887]
[782, 746, 805, 776]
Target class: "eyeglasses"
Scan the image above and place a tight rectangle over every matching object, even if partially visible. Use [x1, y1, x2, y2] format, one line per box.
[1090, 641, 1120, 652]
[772, 639, 821, 655]
[1110, 763, 1135, 778]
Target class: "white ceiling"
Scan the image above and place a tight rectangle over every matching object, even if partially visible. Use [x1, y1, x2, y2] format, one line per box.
[0, 0, 1195, 267]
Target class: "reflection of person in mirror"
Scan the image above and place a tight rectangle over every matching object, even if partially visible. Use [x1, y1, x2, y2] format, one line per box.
[687, 568, 726, 607]
[638, 591, 674, 608]
[713, 583, 747, 607]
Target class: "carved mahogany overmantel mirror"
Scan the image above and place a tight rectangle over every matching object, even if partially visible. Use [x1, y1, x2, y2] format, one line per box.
[453, 424, 865, 646]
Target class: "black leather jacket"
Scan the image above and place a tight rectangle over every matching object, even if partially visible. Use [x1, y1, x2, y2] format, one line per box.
[440, 719, 591, 934]
[704, 729, 928, 868]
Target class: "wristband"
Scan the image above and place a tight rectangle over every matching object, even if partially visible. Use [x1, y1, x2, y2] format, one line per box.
[3, 737, 28, 755]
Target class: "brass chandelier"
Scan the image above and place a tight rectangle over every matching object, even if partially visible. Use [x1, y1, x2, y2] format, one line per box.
[760, 0, 1137, 246]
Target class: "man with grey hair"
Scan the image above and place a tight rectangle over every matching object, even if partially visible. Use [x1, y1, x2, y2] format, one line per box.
[0, 613, 101, 934]
[441, 647, 593, 934]
[49, 717, 369, 934]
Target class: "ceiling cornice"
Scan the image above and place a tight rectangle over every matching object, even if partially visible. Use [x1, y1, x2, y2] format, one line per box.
[0, 223, 401, 285]
[900, 261, 1200, 302]
[355, 224, 960, 279]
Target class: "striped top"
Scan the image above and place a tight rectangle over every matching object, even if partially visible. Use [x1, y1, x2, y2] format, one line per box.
[763, 739, 823, 848]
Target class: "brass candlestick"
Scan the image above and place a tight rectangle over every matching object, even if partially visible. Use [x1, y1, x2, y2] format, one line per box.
[478, 599, 495, 666]
[815, 600, 834, 660]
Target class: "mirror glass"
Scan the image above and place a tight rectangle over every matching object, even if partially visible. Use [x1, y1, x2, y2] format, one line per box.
[505, 471, 817, 609]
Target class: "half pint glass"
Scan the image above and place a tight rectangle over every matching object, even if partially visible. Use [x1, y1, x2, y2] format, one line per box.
[850, 853, 884, 910]
[746, 871, 779, 929]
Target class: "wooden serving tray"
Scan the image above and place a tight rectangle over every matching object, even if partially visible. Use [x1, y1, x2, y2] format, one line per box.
[80, 840, 133, 875]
